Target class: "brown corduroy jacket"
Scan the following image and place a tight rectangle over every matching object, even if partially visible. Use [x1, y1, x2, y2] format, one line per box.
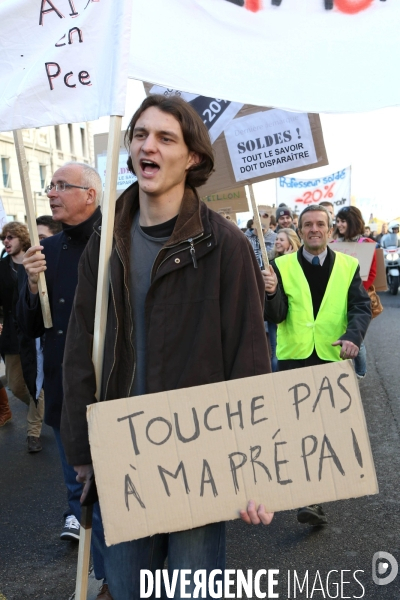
[61, 183, 270, 465]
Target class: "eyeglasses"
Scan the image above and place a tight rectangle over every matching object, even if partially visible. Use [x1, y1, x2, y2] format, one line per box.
[1, 235, 15, 241]
[45, 182, 89, 193]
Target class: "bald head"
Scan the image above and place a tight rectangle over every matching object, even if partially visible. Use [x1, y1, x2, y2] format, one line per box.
[47, 163, 101, 226]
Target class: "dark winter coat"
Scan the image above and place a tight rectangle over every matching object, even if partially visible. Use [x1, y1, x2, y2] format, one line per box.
[61, 183, 270, 465]
[16, 207, 101, 428]
[16, 267, 38, 400]
[0, 255, 21, 356]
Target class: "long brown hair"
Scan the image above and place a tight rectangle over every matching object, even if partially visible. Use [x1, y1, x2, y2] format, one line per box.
[124, 95, 214, 188]
[334, 206, 365, 239]
[0, 221, 31, 251]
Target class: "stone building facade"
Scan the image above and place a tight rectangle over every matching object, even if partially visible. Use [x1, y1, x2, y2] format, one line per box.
[0, 122, 93, 223]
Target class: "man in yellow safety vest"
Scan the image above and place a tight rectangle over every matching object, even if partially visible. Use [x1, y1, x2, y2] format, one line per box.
[263, 203, 371, 526]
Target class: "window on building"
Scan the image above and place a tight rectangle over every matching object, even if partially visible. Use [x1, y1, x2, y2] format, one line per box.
[80, 126, 87, 156]
[54, 125, 61, 150]
[39, 164, 46, 189]
[68, 124, 74, 154]
[1, 157, 11, 188]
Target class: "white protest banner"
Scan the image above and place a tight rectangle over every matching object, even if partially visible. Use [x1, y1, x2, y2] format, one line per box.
[277, 167, 351, 214]
[0, 0, 132, 131]
[129, 1, 400, 114]
[224, 109, 317, 183]
[97, 152, 137, 193]
[332, 242, 376, 281]
[88, 361, 378, 546]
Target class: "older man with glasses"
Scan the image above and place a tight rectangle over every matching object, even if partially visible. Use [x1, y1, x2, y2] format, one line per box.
[16, 162, 112, 600]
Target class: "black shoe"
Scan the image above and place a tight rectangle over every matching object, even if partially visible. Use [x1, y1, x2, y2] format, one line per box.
[60, 515, 80, 541]
[297, 505, 327, 526]
[27, 436, 42, 453]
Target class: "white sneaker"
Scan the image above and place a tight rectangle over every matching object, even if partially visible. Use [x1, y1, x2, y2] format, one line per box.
[60, 514, 80, 541]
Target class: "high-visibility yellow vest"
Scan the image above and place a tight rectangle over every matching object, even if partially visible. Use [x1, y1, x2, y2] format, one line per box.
[274, 251, 358, 361]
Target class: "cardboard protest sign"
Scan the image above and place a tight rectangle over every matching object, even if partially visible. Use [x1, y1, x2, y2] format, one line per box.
[88, 361, 378, 546]
[277, 168, 351, 215]
[374, 248, 388, 292]
[200, 106, 327, 197]
[0, 0, 132, 131]
[332, 242, 376, 281]
[201, 187, 248, 214]
[224, 109, 317, 182]
[258, 205, 274, 233]
[144, 84, 328, 197]
[129, 1, 400, 113]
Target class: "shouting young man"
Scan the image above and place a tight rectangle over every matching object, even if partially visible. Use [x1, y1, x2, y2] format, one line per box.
[61, 95, 273, 598]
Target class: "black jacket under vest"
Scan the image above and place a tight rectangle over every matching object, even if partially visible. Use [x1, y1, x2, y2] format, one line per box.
[264, 246, 371, 352]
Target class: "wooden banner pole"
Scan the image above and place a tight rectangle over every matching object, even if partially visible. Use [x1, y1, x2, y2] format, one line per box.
[74, 506, 92, 600]
[247, 183, 269, 269]
[74, 115, 122, 600]
[92, 115, 122, 396]
[13, 130, 53, 328]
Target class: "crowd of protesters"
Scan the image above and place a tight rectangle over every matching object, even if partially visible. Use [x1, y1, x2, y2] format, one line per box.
[0, 95, 383, 599]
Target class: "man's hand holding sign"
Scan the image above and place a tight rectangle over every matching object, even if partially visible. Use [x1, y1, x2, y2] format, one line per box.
[262, 264, 278, 295]
[23, 245, 46, 295]
[240, 501, 274, 526]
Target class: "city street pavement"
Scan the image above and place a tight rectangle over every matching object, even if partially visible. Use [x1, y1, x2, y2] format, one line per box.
[0, 365, 103, 600]
[1, 290, 400, 599]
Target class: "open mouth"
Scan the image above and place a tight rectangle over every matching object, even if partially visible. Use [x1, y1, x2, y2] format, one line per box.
[140, 159, 160, 175]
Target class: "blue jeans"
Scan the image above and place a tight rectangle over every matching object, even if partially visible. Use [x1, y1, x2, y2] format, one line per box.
[354, 341, 367, 377]
[267, 321, 278, 373]
[104, 522, 226, 600]
[53, 427, 106, 580]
